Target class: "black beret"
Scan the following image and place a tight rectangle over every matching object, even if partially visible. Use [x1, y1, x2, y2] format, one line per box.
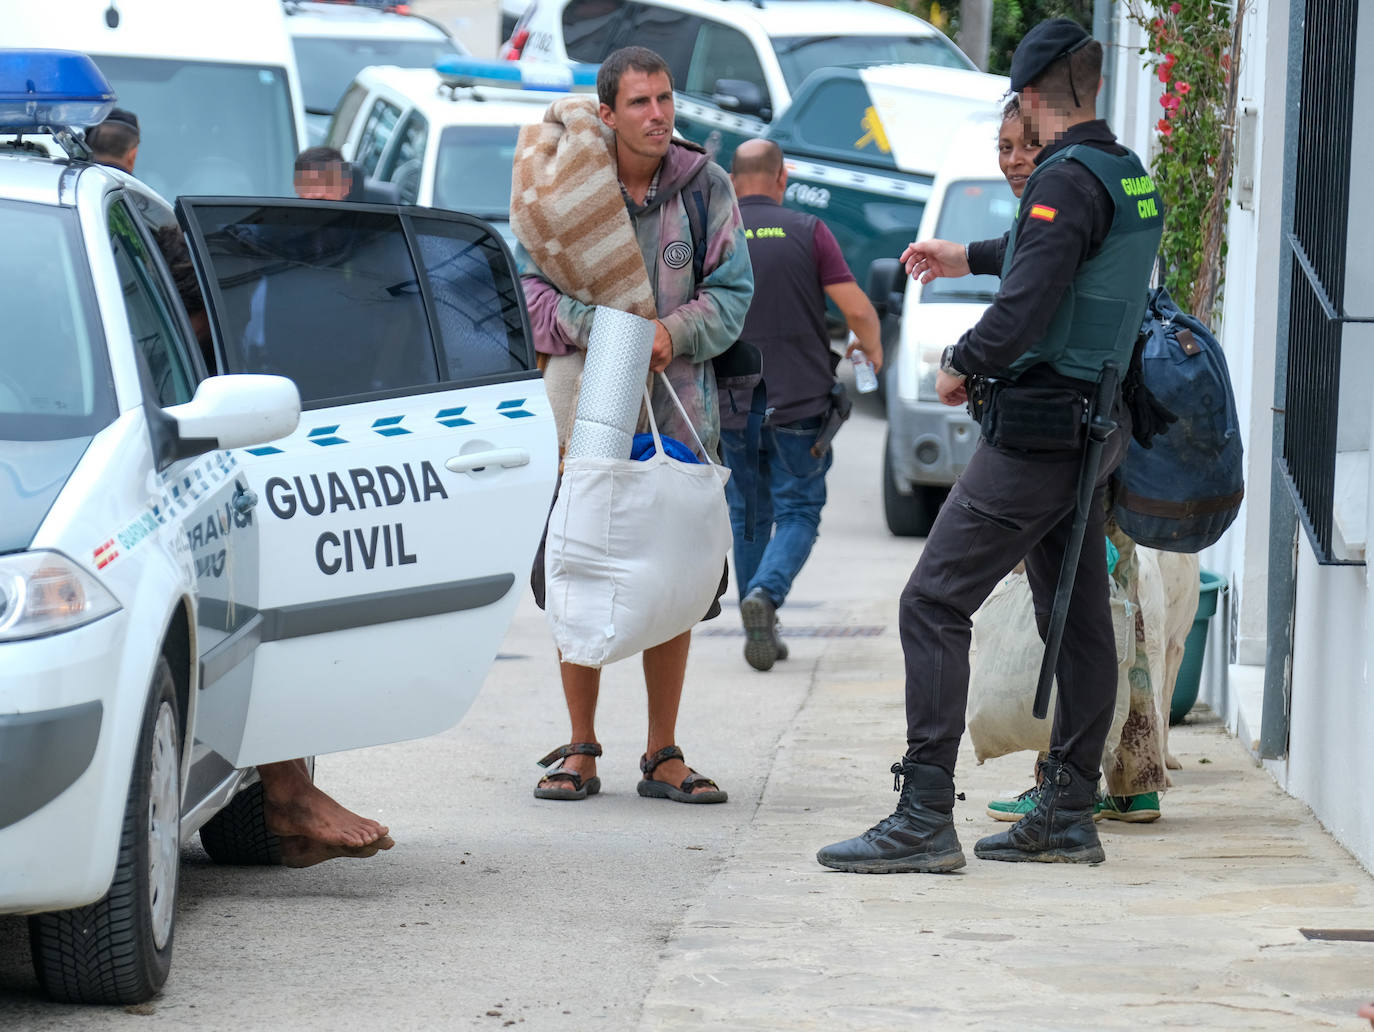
[1010, 18, 1092, 92]
[103, 108, 140, 135]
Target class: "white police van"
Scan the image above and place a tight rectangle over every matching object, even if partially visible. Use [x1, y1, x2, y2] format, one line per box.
[877, 112, 1015, 536]
[327, 58, 596, 239]
[502, 0, 972, 164]
[284, 0, 468, 147]
[0, 51, 556, 1004]
[8, 0, 308, 200]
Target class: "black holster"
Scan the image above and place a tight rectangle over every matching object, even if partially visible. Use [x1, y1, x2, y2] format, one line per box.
[973, 378, 1088, 453]
[810, 381, 852, 458]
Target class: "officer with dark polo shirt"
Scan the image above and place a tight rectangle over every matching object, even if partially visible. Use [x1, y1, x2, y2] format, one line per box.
[723, 138, 882, 672]
[817, 19, 1163, 873]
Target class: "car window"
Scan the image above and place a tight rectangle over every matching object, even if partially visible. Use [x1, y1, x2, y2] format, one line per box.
[327, 81, 371, 149]
[294, 36, 461, 114]
[109, 200, 198, 407]
[561, 0, 629, 62]
[923, 178, 1017, 304]
[378, 110, 429, 204]
[181, 203, 535, 406]
[623, 4, 700, 84]
[0, 200, 114, 440]
[354, 98, 403, 178]
[685, 21, 767, 108]
[410, 216, 531, 381]
[432, 125, 521, 215]
[773, 34, 973, 93]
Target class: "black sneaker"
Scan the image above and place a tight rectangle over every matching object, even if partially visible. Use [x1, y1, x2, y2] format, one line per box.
[816, 760, 966, 874]
[974, 758, 1106, 864]
[740, 588, 779, 671]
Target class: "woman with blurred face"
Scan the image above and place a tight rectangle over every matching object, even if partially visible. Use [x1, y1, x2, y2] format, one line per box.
[998, 97, 1041, 198]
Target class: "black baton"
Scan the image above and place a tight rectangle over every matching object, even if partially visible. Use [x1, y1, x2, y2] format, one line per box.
[1032, 361, 1121, 721]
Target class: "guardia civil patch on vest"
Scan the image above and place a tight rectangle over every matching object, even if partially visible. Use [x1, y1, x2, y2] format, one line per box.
[663, 241, 693, 269]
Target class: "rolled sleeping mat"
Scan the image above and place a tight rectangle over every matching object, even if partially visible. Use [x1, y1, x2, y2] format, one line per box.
[565, 306, 655, 460]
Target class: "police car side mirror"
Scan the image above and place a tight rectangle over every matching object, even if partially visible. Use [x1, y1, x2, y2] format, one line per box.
[162, 375, 301, 461]
[712, 79, 770, 121]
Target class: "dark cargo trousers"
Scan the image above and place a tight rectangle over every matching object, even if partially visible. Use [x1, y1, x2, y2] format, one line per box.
[900, 427, 1129, 781]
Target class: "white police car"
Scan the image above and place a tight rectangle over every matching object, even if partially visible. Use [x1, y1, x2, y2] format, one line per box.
[284, 0, 469, 147]
[326, 57, 595, 237]
[0, 51, 556, 1004]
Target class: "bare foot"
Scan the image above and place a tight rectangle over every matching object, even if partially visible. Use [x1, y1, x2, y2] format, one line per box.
[644, 755, 718, 795]
[537, 752, 596, 792]
[280, 834, 395, 869]
[258, 759, 389, 849]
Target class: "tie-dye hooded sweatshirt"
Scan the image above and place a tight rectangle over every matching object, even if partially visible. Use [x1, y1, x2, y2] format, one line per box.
[516, 140, 753, 457]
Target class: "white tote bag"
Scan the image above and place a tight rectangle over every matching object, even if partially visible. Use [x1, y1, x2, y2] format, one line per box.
[545, 376, 732, 668]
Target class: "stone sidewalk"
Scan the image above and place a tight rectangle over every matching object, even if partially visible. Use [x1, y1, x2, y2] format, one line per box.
[639, 596, 1374, 1031]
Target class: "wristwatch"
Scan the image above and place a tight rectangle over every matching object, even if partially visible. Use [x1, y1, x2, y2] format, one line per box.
[939, 344, 965, 379]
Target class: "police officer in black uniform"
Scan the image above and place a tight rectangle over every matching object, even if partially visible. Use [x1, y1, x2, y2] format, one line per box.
[817, 19, 1164, 873]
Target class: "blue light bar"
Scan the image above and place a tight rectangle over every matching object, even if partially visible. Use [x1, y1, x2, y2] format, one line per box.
[0, 50, 116, 131]
[435, 56, 598, 94]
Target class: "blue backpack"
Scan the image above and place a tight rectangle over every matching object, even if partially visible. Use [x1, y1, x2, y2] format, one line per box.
[1111, 286, 1244, 553]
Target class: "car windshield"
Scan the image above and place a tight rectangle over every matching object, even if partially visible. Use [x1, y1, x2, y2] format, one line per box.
[293, 36, 462, 113]
[432, 125, 522, 215]
[773, 34, 973, 92]
[0, 200, 115, 440]
[90, 55, 298, 200]
[924, 178, 1017, 304]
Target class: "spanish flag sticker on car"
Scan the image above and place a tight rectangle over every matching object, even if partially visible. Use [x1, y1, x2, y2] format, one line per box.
[1029, 204, 1058, 222]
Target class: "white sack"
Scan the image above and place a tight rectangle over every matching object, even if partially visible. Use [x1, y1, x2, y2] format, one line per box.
[967, 572, 1135, 764]
[545, 379, 731, 668]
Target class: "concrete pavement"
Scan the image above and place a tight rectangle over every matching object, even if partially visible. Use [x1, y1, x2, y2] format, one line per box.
[2, 387, 1372, 1030]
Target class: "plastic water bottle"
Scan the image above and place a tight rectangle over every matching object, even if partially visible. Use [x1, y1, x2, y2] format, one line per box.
[850, 345, 879, 394]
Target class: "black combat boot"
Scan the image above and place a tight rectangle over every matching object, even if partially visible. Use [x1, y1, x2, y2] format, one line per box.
[816, 759, 966, 873]
[974, 757, 1105, 864]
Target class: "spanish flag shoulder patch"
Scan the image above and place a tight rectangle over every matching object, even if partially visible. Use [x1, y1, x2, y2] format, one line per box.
[1029, 204, 1058, 222]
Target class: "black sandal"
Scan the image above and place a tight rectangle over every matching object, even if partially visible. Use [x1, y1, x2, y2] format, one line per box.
[636, 746, 727, 804]
[533, 742, 602, 801]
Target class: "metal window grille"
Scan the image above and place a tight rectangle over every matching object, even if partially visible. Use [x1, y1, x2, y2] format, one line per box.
[1279, 0, 1370, 565]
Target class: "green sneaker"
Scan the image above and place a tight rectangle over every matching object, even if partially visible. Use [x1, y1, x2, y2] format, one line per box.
[1100, 792, 1161, 822]
[987, 784, 1106, 822]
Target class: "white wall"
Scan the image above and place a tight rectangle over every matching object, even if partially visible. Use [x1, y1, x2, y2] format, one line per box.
[1287, 541, 1374, 871]
[1282, 0, 1374, 874]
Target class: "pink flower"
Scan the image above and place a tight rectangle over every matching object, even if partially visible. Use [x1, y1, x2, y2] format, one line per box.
[1158, 64, 1173, 83]
[1160, 93, 1181, 111]
[1176, 81, 1192, 95]
[1220, 53, 1232, 70]
[1169, 2, 1181, 13]
[1157, 118, 1172, 135]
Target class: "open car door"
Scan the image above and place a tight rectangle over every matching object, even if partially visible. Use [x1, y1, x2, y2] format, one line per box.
[178, 199, 557, 766]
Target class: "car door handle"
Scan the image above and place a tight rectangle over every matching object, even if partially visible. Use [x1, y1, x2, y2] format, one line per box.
[445, 449, 530, 473]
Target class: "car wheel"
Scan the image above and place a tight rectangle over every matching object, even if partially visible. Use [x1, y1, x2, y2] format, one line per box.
[198, 781, 282, 866]
[883, 434, 942, 537]
[29, 657, 181, 1004]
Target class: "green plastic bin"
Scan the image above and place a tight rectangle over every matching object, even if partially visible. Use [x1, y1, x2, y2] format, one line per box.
[1170, 568, 1227, 724]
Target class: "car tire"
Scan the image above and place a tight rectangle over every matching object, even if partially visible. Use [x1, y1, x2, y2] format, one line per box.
[29, 657, 181, 1004]
[883, 434, 942, 538]
[198, 781, 282, 866]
